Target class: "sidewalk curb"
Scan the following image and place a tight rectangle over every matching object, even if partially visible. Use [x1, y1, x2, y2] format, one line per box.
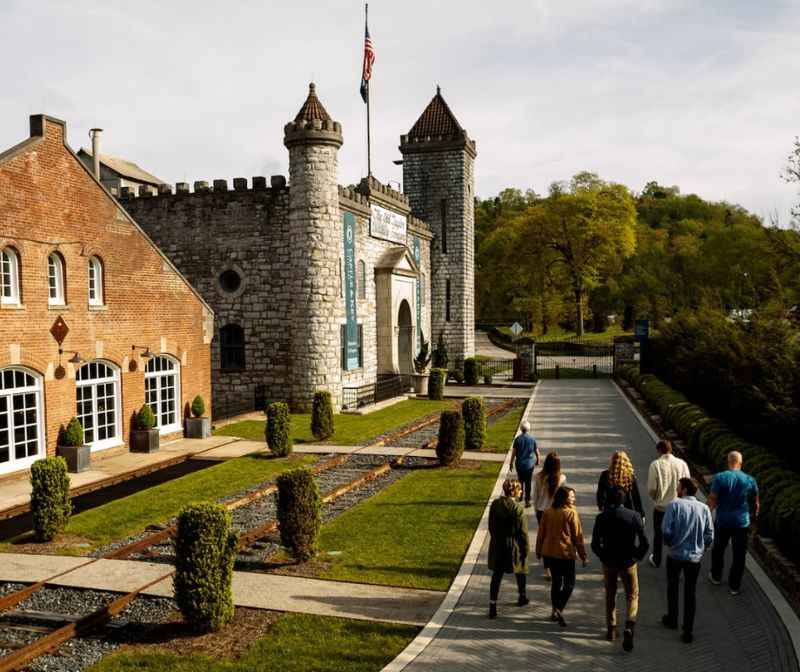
[612, 379, 800, 666]
[381, 383, 539, 672]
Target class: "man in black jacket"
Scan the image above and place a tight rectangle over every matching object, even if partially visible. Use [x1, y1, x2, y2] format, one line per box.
[592, 486, 649, 652]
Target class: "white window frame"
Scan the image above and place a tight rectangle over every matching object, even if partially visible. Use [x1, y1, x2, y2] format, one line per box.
[76, 360, 122, 452]
[0, 367, 44, 475]
[48, 253, 65, 306]
[1, 247, 21, 306]
[88, 256, 103, 306]
[145, 355, 181, 435]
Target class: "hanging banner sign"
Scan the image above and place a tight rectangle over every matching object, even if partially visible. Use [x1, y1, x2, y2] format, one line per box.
[412, 236, 423, 351]
[343, 212, 359, 370]
[370, 203, 407, 244]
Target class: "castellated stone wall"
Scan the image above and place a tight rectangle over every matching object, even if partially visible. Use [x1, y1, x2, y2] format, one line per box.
[122, 180, 291, 418]
[402, 147, 475, 362]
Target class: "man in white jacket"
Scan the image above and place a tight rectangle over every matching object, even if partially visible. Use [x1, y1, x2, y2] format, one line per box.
[647, 440, 690, 568]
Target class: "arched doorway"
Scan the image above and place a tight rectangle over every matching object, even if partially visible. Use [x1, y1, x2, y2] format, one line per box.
[397, 300, 413, 375]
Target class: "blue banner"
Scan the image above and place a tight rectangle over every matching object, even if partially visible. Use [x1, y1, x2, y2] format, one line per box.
[343, 213, 359, 369]
[412, 236, 422, 352]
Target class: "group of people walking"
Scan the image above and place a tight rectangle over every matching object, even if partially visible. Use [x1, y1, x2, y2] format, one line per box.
[490, 421, 760, 653]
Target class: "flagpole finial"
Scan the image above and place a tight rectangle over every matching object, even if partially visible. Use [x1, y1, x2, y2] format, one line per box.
[309, 82, 316, 93]
[436, 84, 441, 95]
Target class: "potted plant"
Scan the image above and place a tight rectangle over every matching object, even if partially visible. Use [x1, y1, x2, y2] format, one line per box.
[131, 404, 159, 453]
[185, 395, 211, 439]
[412, 337, 432, 395]
[57, 417, 90, 473]
[484, 372, 493, 385]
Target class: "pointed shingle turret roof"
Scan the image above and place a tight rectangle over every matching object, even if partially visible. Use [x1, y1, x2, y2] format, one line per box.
[294, 83, 332, 123]
[407, 86, 464, 140]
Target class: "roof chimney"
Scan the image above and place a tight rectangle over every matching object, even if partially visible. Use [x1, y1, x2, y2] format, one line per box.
[89, 128, 103, 178]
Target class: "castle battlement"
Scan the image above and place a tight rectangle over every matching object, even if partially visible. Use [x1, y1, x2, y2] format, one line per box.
[114, 175, 289, 200]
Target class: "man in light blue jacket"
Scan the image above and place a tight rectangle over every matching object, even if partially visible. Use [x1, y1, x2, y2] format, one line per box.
[661, 477, 714, 644]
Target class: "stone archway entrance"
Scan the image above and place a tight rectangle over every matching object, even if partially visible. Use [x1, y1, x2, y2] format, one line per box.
[397, 299, 413, 374]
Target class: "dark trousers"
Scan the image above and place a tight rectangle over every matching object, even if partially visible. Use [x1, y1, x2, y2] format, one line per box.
[666, 557, 701, 634]
[711, 526, 748, 591]
[517, 467, 533, 504]
[544, 557, 576, 611]
[652, 509, 666, 566]
[489, 568, 527, 602]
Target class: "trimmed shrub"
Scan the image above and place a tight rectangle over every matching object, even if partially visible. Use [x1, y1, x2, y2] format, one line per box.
[436, 410, 465, 466]
[31, 457, 71, 542]
[174, 503, 237, 632]
[446, 369, 464, 384]
[428, 368, 446, 400]
[310, 391, 334, 440]
[463, 358, 479, 386]
[462, 397, 486, 451]
[191, 395, 206, 418]
[431, 332, 449, 369]
[483, 373, 493, 385]
[266, 401, 292, 456]
[414, 336, 432, 374]
[276, 468, 321, 561]
[136, 404, 156, 430]
[59, 417, 84, 447]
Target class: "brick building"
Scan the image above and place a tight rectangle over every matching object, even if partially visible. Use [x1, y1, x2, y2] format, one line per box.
[123, 83, 476, 416]
[0, 115, 213, 477]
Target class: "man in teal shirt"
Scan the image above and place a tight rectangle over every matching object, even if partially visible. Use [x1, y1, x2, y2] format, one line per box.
[511, 420, 539, 508]
[707, 450, 759, 596]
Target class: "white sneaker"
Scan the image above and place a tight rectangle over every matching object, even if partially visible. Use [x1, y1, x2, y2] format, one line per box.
[708, 572, 721, 586]
[648, 554, 658, 568]
[729, 588, 740, 596]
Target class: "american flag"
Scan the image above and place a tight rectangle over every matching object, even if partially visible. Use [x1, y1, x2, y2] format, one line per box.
[359, 9, 375, 104]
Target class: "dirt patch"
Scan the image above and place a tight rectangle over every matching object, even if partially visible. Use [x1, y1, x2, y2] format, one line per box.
[2, 533, 94, 556]
[260, 548, 333, 579]
[113, 607, 280, 660]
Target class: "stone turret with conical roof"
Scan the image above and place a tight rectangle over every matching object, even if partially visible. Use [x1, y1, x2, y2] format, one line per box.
[400, 86, 476, 362]
[285, 83, 344, 411]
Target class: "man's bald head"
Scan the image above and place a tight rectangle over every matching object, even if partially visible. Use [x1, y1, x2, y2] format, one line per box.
[728, 451, 743, 470]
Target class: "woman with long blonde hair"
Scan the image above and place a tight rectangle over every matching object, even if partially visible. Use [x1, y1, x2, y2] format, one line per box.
[596, 451, 644, 519]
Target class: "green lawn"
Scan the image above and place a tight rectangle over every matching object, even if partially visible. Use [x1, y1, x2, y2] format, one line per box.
[483, 405, 526, 453]
[88, 613, 417, 672]
[215, 399, 453, 445]
[318, 461, 501, 591]
[61, 454, 316, 548]
[498, 324, 630, 343]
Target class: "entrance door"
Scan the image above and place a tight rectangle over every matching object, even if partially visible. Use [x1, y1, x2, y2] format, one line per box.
[397, 299, 414, 375]
[0, 367, 44, 475]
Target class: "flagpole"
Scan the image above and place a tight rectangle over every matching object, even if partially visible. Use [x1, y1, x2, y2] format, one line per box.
[365, 3, 372, 177]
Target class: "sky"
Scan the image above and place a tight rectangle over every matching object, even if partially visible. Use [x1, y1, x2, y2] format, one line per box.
[1, 0, 799, 223]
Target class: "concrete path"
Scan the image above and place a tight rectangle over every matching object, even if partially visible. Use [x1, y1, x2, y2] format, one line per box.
[292, 445, 507, 462]
[394, 379, 798, 671]
[0, 435, 240, 515]
[475, 330, 516, 359]
[0, 553, 441, 626]
[444, 384, 532, 399]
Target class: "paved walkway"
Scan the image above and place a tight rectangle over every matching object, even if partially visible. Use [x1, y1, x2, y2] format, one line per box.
[0, 435, 246, 516]
[0, 552, 441, 626]
[397, 379, 798, 671]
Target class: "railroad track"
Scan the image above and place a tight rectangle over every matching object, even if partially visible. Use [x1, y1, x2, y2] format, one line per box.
[0, 453, 405, 672]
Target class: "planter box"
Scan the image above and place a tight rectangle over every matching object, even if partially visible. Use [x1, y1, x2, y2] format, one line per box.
[412, 374, 429, 396]
[185, 417, 211, 439]
[57, 444, 90, 473]
[131, 428, 160, 453]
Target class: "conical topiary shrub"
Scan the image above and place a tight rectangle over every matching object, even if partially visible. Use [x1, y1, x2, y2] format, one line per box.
[30, 457, 71, 542]
[266, 401, 292, 456]
[276, 467, 321, 561]
[462, 397, 486, 451]
[436, 410, 465, 466]
[310, 390, 334, 440]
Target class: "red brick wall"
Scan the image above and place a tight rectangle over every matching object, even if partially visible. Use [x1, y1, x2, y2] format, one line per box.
[0, 116, 212, 471]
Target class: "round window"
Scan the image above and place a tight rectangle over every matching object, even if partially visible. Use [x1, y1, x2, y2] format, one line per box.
[219, 269, 242, 294]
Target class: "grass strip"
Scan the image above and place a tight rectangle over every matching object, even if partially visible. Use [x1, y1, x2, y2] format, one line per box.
[87, 613, 417, 672]
[63, 453, 316, 547]
[215, 399, 453, 445]
[318, 461, 501, 591]
[483, 405, 525, 453]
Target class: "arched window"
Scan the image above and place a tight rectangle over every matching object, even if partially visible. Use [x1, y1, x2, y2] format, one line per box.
[88, 256, 104, 306]
[76, 360, 121, 450]
[358, 260, 366, 300]
[48, 253, 65, 305]
[1, 247, 21, 305]
[145, 355, 181, 432]
[0, 367, 43, 474]
[220, 324, 246, 372]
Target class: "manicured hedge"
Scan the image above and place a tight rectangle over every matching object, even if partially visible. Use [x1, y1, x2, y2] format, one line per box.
[463, 358, 479, 386]
[436, 410, 465, 466]
[462, 397, 486, 451]
[618, 364, 800, 562]
[173, 503, 237, 632]
[266, 401, 292, 456]
[276, 467, 321, 561]
[428, 369, 446, 400]
[311, 391, 334, 440]
[31, 457, 71, 542]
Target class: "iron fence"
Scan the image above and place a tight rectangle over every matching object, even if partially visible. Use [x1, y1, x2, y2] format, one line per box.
[342, 374, 413, 410]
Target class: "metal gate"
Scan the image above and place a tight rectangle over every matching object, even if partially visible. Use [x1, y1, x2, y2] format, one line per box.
[534, 338, 614, 379]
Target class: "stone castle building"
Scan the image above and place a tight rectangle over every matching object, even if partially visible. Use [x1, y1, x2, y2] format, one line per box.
[123, 83, 476, 416]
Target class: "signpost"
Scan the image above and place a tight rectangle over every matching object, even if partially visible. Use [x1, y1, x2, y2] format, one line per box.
[343, 213, 359, 370]
[510, 322, 523, 339]
[370, 203, 407, 244]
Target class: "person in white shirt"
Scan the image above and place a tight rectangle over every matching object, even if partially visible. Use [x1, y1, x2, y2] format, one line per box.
[532, 451, 567, 580]
[647, 440, 690, 568]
